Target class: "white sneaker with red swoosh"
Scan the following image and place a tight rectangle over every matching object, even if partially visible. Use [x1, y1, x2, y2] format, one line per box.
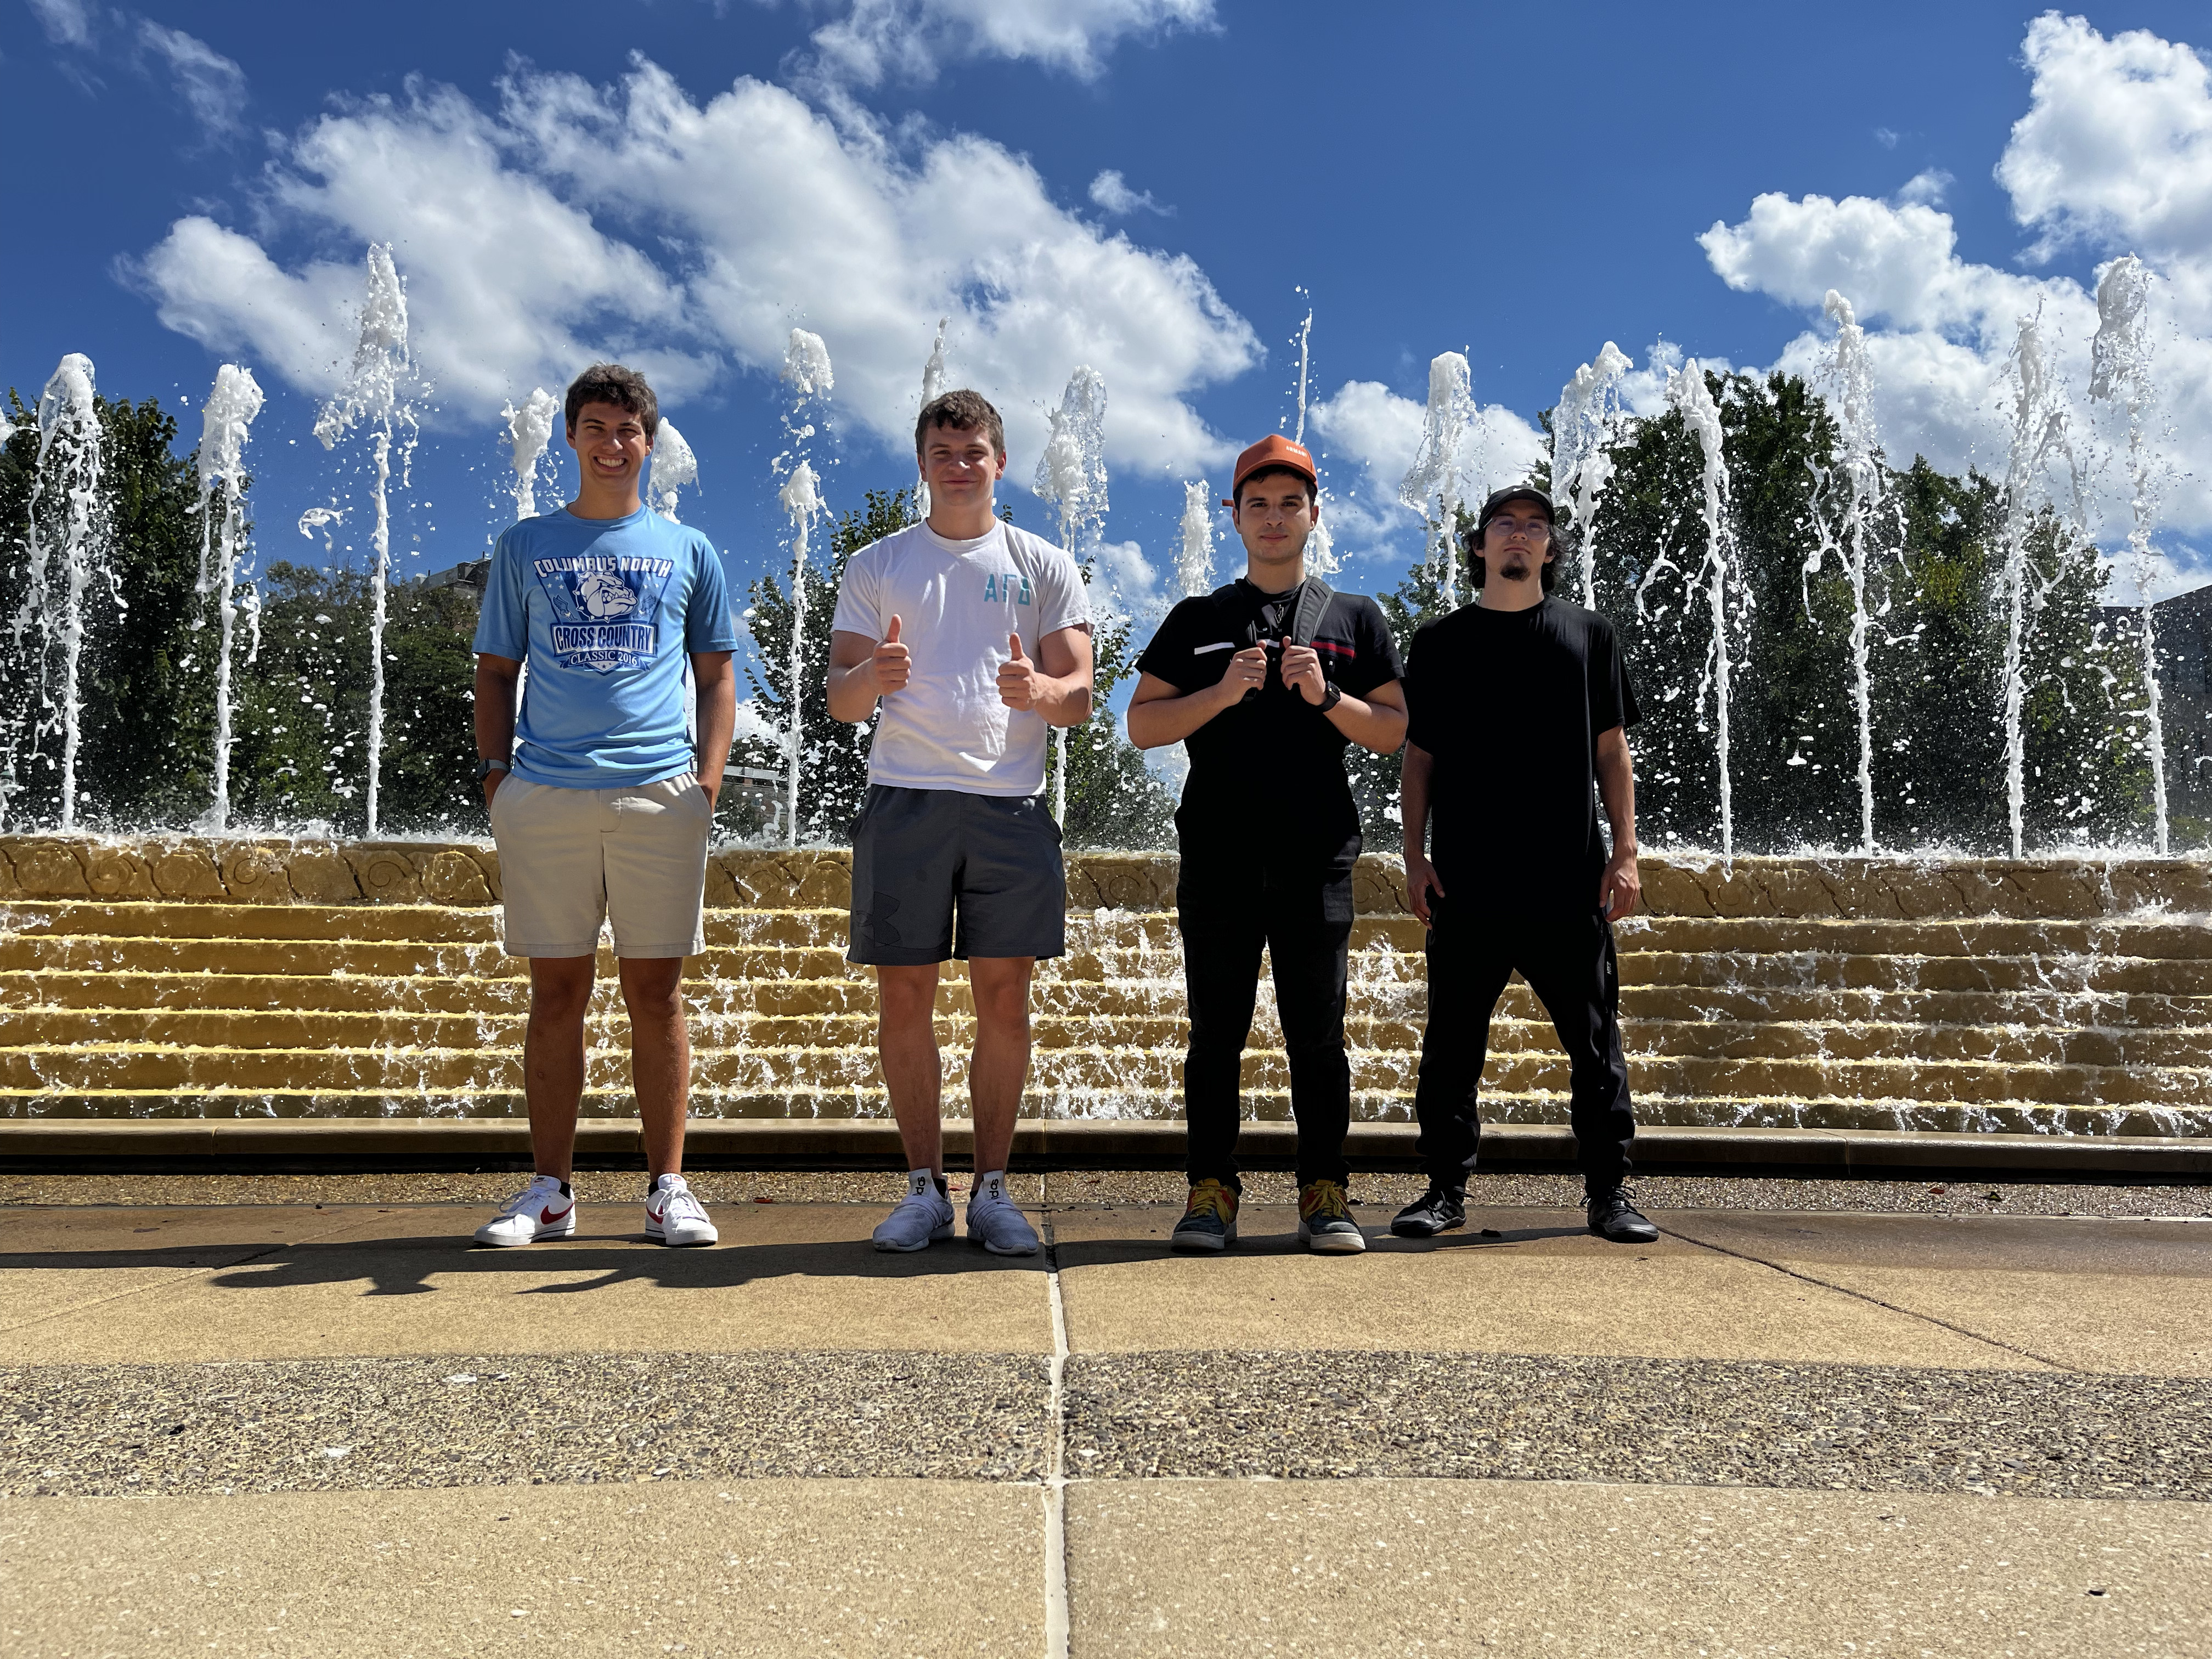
[645, 1173, 718, 1247]
[473, 1175, 577, 1247]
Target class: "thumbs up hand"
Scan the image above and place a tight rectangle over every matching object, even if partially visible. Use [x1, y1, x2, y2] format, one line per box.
[873, 614, 911, 695]
[997, 630, 1041, 711]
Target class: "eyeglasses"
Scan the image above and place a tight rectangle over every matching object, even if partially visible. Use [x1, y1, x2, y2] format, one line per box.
[1486, 516, 1551, 538]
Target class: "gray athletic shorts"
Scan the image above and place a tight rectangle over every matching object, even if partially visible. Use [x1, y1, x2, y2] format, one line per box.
[848, 785, 1065, 965]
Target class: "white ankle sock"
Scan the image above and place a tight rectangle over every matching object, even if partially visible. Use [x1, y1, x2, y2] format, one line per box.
[972, 1170, 1007, 1205]
[907, 1169, 946, 1200]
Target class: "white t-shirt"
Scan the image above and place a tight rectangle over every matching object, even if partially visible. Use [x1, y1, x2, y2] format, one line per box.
[832, 518, 1092, 797]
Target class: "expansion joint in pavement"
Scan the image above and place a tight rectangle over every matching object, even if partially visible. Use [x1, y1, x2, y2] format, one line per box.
[1655, 1221, 2077, 1372]
[1040, 1215, 1073, 1659]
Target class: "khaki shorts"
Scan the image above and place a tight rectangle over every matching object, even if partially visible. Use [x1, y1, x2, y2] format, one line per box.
[490, 772, 712, 958]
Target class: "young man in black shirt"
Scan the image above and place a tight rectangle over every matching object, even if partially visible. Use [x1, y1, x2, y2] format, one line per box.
[1128, 435, 1407, 1254]
[1392, 485, 1658, 1245]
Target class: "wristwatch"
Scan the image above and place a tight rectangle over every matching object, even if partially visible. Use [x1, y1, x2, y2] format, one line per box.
[473, 757, 510, 783]
[1316, 684, 1343, 715]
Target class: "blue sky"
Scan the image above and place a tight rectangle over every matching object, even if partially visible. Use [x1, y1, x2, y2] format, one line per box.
[7, 0, 2211, 661]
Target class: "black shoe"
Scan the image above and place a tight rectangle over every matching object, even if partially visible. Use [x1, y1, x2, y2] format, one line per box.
[1588, 1186, 1658, 1244]
[1390, 1186, 1466, 1238]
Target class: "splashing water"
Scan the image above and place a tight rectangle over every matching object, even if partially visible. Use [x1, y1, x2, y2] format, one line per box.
[313, 245, 422, 839]
[916, 318, 948, 518]
[1996, 310, 2089, 858]
[1177, 482, 1216, 597]
[2089, 254, 2169, 856]
[501, 388, 560, 520]
[1553, 342, 1632, 608]
[1802, 294, 1887, 855]
[776, 330, 835, 843]
[1283, 299, 1339, 577]
[778, 460, 824, 840]
[1665, 359, 1743, 860]
[195, 363, 264, 831]
[1398, 353, 1474, 607]
[1034, 367, 1110, 823]
[648, 421, 699, 522]
[1290, 302, 1313, 444]
[8, 354, 114, 832]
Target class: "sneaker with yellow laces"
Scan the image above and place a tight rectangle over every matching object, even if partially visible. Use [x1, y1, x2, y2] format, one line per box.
[1297, 1180, 1366, 1254]
[1170, 1178, 1239, 1254]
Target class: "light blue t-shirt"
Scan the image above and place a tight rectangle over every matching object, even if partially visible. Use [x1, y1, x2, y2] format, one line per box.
[473, 506, 739, 789]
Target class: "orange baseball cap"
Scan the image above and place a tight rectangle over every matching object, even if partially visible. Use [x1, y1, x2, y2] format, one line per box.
[1227, 433, 1318, 506]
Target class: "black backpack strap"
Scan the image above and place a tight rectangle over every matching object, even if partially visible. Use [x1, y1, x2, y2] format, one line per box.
[1288, 577, 1335, 648]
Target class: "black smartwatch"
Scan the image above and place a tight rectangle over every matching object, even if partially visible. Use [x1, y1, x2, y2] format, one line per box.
[1316, 684, 1343, 715]
[473, 757, 510, 783]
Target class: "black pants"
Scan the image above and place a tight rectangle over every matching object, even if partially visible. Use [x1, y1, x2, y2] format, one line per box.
[1178, 864, 1355, 1191]
[1412, 896, 1635, 1193]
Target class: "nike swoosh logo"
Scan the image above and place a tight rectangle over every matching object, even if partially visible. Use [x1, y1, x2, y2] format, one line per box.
[646, 1205, 665, 1224]
[539, 1205, 573, 1224]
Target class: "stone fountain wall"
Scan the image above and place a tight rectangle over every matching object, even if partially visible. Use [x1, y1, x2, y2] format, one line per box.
[2, 837, 2209, 1136]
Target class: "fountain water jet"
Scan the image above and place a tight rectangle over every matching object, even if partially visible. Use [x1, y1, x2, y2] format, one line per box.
[194, 363, 264, 832]
[915, 317, 948, 519]
[1803, 292, 1886, 855]
[9, 354, 114, 832]
[1398, 353, 1474, 607]
[501, 388, 560, 520]
[1032, 366, 1109, 824]
[2089, 255, 2170, 855]
[777, 329, 834, 842]
[313, 245, 422, 839]
[1176, 481, 1216, 598]
[1664, 359, 1745, 860]
[1553, 342, 1632, 609]
[1996, 311, 2089, 858]
[647, 421, 698, 522]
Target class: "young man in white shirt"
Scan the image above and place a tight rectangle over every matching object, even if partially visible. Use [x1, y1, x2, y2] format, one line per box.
[826, 390, 1094, 1254]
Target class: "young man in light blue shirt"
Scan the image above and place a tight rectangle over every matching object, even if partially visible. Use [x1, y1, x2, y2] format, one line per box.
[469, 363, 738, 1249]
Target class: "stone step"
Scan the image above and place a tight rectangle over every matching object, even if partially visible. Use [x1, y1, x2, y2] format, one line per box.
[1, 1086, 2197, 1139]
[9, 931, 2212, 997]
[2, 1039, 2201, 1109]
[7, 970, 2212, 1034]
[14, 899, 2212, 960]
[7, 1005, 2209, 1071]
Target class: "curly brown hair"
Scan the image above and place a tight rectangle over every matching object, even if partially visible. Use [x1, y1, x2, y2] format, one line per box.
[565, 363, 659, 440]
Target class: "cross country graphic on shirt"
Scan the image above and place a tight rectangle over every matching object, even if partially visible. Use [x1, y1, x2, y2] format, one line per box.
[532, 553, 676, 672]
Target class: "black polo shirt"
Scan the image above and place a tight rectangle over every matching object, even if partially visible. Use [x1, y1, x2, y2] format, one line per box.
[1136, 578, 1403, 867]
[1404, 596, 1640, 912]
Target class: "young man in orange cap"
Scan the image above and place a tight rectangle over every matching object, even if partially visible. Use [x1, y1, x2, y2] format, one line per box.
[1128, 436, 1407, 1254]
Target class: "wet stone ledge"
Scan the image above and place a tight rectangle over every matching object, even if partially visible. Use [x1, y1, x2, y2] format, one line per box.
[2, 836, 2210, 920]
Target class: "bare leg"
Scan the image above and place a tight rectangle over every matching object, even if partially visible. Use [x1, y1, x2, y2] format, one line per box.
[966, 956, 1035, 1176]
[524, 956, 597, 1181]
[620, 955, 690, 1178]
[877, 963, 945, 1174]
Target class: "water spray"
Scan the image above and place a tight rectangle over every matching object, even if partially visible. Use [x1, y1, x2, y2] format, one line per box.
[1033, 367, 1109, 825]
[778, 328, 834, 843]
[1177, 482, 1216, 598]
[1398, 353, 1474, 608]
[2089, 254, 2170, 856]
[313, 244, 422, 839]
[916, 318, 948, 520]
[501, 388, 560, 520]
[1666, 360, 1743, 861]
[1554, 342, 1632, 608]
[195, 363, 264, 831]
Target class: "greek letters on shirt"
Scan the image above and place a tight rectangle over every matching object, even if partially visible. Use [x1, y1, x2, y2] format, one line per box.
[981, 573, 1034, 606]
[532, 554, 678, 672]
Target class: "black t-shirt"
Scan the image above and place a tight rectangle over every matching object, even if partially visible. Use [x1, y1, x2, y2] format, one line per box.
[1136, 578, 1404, 865]
[1404, 597, 1640, 911]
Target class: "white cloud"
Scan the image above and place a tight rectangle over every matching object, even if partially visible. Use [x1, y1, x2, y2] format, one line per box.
[26, 0, 92, 46]
[1699, 16, 2212, 538]
[1307, 378, 1547, 562]
[136, 21, 247, 136]
[1897, 168, 1952, 207]
[1089, 168, 1169, 216]
[135, 63, 1258, 473]
[799, 0, 1215, 87]
[1093, 537, 1164, 625]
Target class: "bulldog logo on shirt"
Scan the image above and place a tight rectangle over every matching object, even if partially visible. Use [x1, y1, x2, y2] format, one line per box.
[533, 554, 676, 672]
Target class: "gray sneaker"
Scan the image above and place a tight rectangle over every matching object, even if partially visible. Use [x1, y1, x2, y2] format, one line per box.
[873, 1172, 955, 1252]
[1297, 1180, 1367, 1255]
[966, 1171, 1040, 1256]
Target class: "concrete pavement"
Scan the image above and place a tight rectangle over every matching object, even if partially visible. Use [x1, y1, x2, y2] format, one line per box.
[3, 1178, 2209, 1655]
